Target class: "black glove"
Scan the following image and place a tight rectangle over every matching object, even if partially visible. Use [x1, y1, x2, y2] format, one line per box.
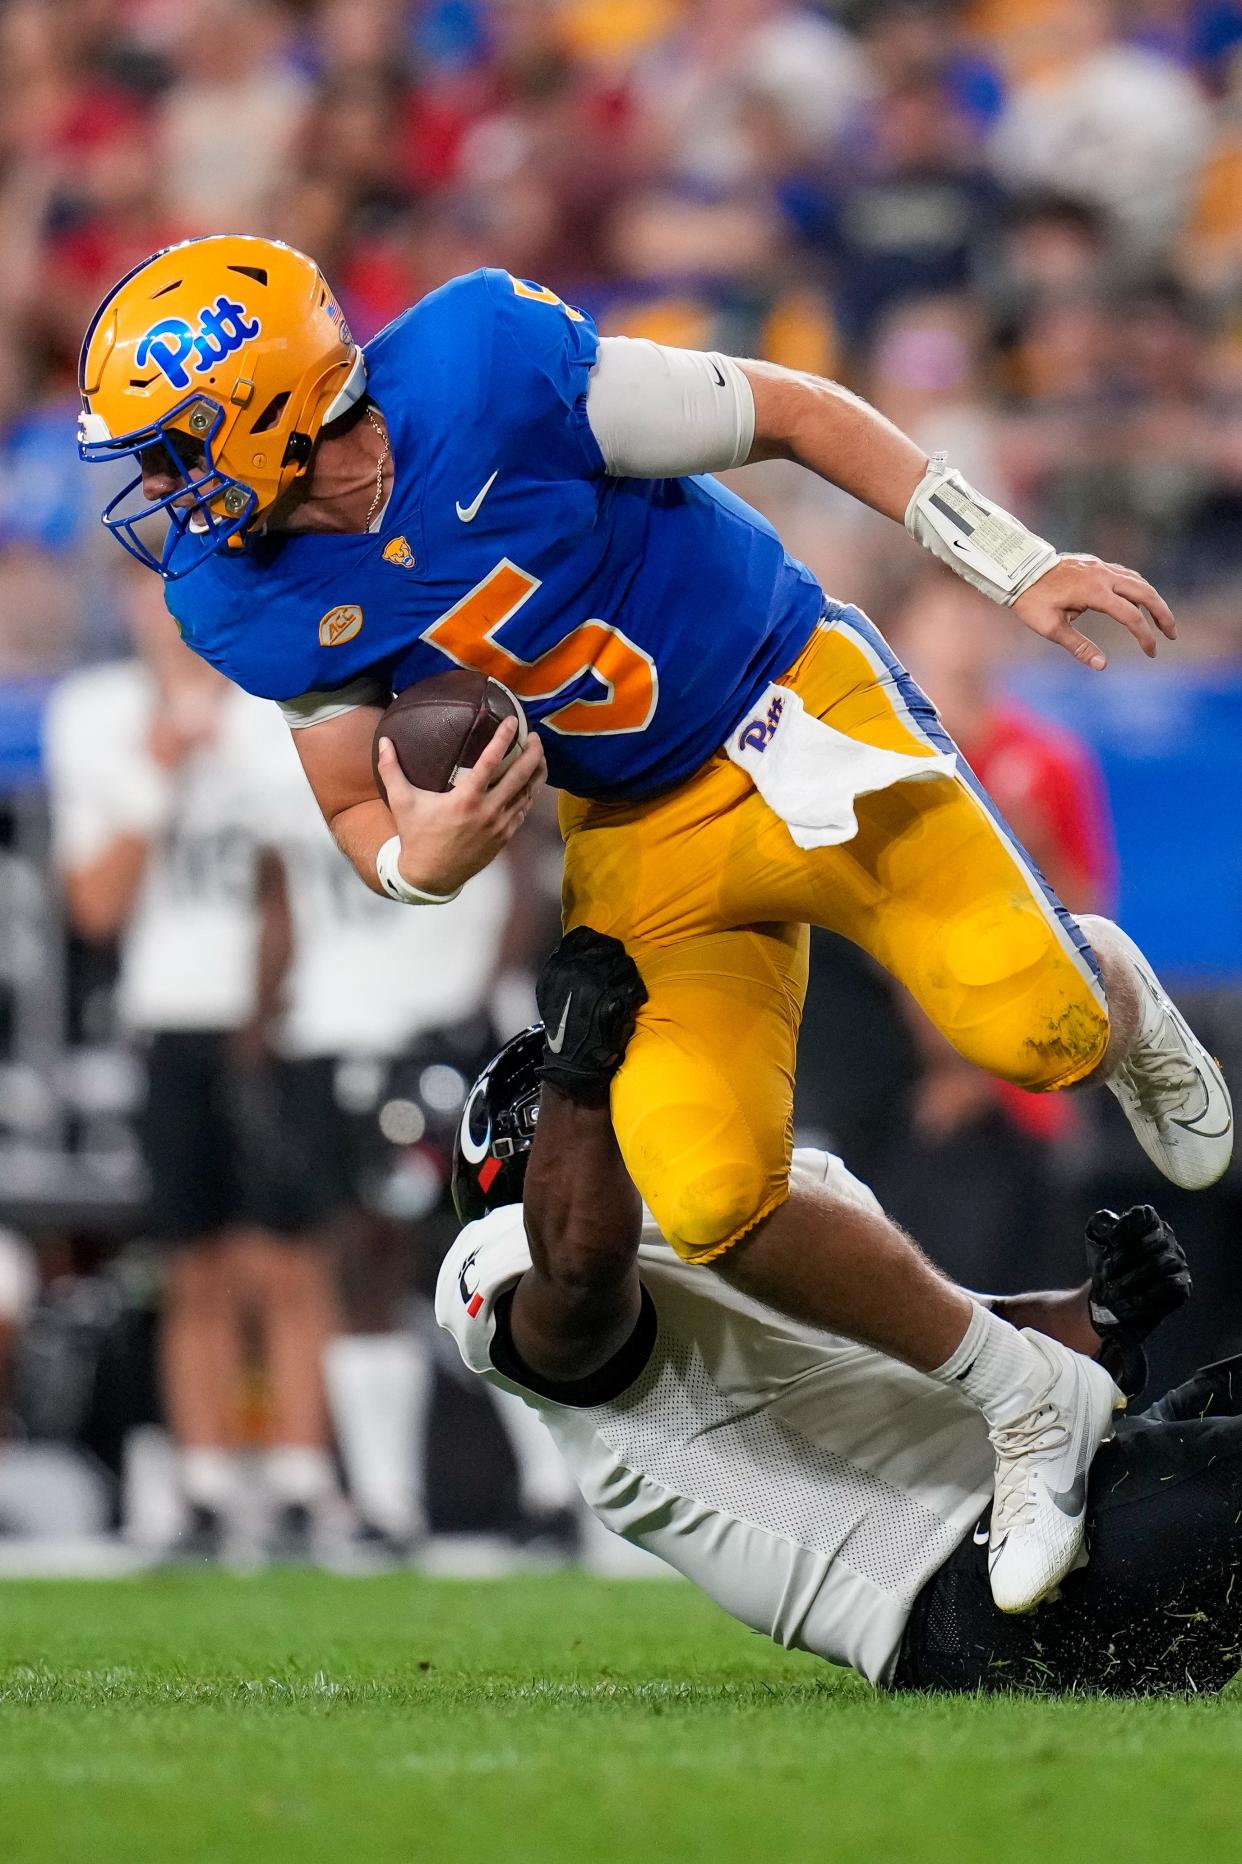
[1084, 1204, 1192, 1398]
[535, 927, 648, 1103]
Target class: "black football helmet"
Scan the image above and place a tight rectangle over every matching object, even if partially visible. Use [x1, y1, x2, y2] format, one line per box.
[451, 1026, 543, 1224]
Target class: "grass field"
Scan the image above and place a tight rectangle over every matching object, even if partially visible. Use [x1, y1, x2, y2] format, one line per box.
[0, 1569, 1239, 1863]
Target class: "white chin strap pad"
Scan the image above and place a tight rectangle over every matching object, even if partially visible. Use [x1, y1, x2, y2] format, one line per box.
[905, 455, 1059, 606]
[323, 349, 368, 424]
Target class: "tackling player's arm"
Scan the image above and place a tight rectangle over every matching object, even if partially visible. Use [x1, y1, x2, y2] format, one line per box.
[505, 930, 648, 1385]
[290, 703, 545, 899]
[988, 1204, 1191, 1397]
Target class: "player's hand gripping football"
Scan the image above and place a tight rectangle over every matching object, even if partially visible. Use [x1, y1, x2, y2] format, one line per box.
[1084, 1204, 1192, 1397]
[535, 927, 648, 1104]
[1011, 555, 1177, 671]
[376, 717, 546, 896]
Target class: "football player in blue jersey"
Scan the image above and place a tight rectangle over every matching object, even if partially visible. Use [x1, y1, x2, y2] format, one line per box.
[78, 235, 1232, 1614]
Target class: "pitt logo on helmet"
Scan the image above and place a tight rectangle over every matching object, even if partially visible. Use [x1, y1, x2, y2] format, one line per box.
[135, 296, 261, 391]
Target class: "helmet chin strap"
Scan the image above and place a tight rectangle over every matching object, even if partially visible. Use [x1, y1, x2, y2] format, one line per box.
[323, 349, 368, 424]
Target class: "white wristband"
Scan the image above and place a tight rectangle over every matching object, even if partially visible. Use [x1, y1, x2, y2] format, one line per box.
[375, 835, 461, 906]
[905, 455, 1059, 606]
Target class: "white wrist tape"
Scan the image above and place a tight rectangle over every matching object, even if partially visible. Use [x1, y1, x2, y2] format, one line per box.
[375, 835, 462, 906]
[905, 455, 1059, 605]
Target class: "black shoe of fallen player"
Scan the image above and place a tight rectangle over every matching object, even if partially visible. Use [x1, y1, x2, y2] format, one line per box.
[535, 927, 647, 1103]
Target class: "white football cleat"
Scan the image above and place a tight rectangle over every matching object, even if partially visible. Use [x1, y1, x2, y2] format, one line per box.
[1104, 925, 1232, 1190]
[987, 1330, 1124, 1616]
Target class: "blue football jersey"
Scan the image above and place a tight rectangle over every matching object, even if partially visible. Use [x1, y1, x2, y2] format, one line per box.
[166, 269, 824, 802]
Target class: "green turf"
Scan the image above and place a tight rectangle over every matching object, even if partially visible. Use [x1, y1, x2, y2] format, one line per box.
[0, 1570, 1237, 1863]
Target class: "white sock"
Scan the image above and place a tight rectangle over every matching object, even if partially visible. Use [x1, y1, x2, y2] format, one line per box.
[486, 1384, 580, 1514]
[929, 1301, 1044, 1431]
[1087, 918, 1161, 1057]
[180, 1447, 238, 1514]
[324, 1332, 431, 1538]
[265, 1445, 338, 1509]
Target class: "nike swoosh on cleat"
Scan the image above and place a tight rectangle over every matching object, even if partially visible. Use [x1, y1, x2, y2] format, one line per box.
[546, 995, 572, 1054]
[1170, 1092, 1233, 1138]
[1171, 1112, 1233, 1138]
[1131, 971, 1232, 1135]
[1046, 1473, 1087, 1517]
[456, 471, 499, 523]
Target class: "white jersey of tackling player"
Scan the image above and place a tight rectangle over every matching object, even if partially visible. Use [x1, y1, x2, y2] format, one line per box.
[437, 1149, 994, 1687]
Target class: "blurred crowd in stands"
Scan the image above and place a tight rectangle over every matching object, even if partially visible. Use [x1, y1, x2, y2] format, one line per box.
[0, 0, 1241, 1563]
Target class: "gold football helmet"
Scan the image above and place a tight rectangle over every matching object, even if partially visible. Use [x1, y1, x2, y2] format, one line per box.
[78, 234, 365, 577]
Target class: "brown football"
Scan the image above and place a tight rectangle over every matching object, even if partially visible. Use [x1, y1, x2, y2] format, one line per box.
[372, 670, 528, 800]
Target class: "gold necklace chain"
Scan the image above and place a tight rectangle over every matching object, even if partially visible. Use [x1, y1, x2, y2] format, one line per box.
[364, 403, 390, 530]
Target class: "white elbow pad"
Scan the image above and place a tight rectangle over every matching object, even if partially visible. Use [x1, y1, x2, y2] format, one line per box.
[905, 455, 1059, 605]
[376, 835, 461, 906]
[586, 337, 755, 477]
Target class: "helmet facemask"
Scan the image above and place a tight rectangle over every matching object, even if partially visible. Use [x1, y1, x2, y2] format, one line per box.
[80, 394, 257, 579]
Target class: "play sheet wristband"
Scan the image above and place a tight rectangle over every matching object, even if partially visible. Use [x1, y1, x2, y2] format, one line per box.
[905, 453, 1059, 605]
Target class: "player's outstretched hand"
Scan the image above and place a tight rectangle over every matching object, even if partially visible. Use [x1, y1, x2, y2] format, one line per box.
[535, 926, 648, 1104]
[1084, 1204, 1192, 1397]
[376, 718, 546, 896]
[1010, 555, 1177, 671]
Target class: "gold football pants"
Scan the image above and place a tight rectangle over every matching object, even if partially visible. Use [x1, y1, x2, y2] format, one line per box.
[560, 610, 1110, 1262]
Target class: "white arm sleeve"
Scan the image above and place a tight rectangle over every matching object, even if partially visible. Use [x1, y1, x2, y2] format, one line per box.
[585, 337, 755, 477]
[279, 673, 393, 731]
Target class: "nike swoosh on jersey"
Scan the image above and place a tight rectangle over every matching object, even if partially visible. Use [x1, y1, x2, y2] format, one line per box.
[546, 995, 572, 1054]
[973, 1521, 989, 1547]
[456, 471, 499, 523]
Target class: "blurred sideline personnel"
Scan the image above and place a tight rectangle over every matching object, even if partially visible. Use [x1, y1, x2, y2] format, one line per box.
[251, 736, 578, 1548]
[0, 1229, 37, 1440]
[44, 565, 339, 1556]
[78, 236, 1230, 1613]
[441, 934, 1242, 1698]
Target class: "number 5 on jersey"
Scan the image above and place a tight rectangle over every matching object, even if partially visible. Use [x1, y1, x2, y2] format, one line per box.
[424, 559, 658, 737]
